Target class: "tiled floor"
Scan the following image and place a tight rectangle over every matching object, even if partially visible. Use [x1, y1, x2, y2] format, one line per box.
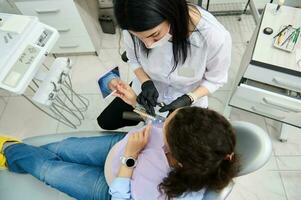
[0, 14, 301, 200]
[227, 109, 301, 200]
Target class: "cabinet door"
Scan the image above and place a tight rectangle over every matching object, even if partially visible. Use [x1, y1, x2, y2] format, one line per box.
[14, 0, 79, 20]
[52, 36, 95, 54]
[13, 0, 96, 54]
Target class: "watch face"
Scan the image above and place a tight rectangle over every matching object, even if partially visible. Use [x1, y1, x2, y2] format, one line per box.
[126, 158, 136, 167]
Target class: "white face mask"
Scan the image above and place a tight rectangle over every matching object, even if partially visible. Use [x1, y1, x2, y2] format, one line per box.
[146, 27, 172, 49]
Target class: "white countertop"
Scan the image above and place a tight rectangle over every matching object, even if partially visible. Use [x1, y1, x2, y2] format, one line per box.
[252, 3, 301, 74]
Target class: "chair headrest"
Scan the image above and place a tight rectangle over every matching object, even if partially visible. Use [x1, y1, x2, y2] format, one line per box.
[232, 121, 272, 176]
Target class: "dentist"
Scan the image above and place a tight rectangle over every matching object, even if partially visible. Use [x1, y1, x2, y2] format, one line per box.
[98, 0, 231, 130]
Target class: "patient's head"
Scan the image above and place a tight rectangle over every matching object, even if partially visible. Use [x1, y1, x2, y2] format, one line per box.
[160, 107, 239, 199]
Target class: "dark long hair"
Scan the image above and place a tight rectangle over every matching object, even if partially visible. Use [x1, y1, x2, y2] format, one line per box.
[113, 0, 192, 72]
[160, 107, 239, 199]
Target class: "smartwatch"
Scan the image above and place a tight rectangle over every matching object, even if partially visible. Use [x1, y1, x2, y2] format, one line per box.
[120, 156, 137, 168]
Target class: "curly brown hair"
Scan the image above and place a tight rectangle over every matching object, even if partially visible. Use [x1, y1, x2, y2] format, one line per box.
[159, 107, 239, 199]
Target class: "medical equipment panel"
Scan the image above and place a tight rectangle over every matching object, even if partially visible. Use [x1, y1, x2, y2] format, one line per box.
[0, 13, 59, 94]
[0, 13, 89, 129]
[36, 29, 53, 47]
[3, 45, 41, 88]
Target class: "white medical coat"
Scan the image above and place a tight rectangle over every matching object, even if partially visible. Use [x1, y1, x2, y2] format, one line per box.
[123, 6, 232, 108]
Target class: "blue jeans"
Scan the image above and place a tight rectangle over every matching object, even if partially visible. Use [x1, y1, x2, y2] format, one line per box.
[4, 134, 126, 200]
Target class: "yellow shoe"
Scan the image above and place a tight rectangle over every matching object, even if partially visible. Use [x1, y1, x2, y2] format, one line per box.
[0, 154, 7, 170]
[0, 135, 21, 169]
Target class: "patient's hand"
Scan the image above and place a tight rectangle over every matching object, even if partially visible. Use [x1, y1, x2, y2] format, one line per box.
[125, 124, 152, 158]
[114, 81, 137, 106]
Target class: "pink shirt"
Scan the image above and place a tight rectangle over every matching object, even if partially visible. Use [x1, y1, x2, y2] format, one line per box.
[104, 125, 170, 200]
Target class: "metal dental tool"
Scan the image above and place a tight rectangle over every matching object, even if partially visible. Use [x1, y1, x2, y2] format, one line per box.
[133, 104, 166, 124]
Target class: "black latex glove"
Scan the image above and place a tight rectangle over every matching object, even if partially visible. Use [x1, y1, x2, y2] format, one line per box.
[159, 94, 192, 113]
[137, 98, 155, 116]
[137, 80, 159, 115]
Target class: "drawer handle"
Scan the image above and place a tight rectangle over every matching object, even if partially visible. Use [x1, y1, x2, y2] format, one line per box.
[273, 77, 301, 91]
[251, 106, 285, 120]
[263, 97, 301, 112]
[59, 45, 79, 49]
[35, 9, 60, 14]
[58, 28, 71, 33]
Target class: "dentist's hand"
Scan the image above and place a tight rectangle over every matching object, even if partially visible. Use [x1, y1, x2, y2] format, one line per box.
[159, 94, 192, 113]
[137, 80, 158, 115]
[113, 81, 137, 106]
[108, 78, 122, 91]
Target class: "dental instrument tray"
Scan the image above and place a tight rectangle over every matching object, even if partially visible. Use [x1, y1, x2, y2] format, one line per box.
[273, 25, 300, 53]
[0, 13, 59, 94]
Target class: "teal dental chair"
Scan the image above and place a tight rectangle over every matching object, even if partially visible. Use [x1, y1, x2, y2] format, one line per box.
[0, 121, 272, 200]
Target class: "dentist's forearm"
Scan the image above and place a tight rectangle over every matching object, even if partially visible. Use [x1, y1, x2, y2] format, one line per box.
[191, 86, 209, 99]
[131, 100, 138, 108]
[134, 67, 150, 84]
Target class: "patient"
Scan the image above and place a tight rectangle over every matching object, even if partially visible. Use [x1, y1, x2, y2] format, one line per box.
[0, 81, 239, 200]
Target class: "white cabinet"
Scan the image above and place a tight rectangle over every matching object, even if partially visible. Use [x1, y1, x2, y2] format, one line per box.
[231, 84, 301, 127]
[244, 65, 301, 93]
[13, 0, 96, 54]
[229, 4, 301, 129]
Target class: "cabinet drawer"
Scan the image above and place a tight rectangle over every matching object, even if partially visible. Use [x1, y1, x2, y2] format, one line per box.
[230, 84, 301, 127]
[44, 20, 90, 38]
[52, 36, 95, 54]
[244, 64, 301, 93]
[14, 0, 81, 22]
